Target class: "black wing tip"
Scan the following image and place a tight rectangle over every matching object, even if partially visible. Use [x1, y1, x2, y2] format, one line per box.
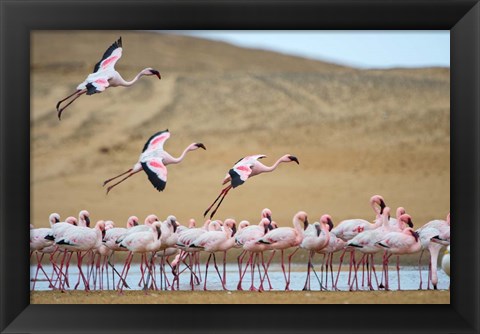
[142, 129, 170, 152]
[117, 36, 122, 47]
[141, 162, 167, 191]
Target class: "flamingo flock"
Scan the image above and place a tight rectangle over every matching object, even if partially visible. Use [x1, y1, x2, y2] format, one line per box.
[30, 198, 450, 292]
[35, 37, 450, 293]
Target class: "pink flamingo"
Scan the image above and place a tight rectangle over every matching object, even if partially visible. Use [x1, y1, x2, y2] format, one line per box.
[103, 129, 206, 194]
[316, 227, 346, 291]
[416, 212, 450, 289]
[203, 154, 299, 219]
[153, 215, 179, 290]
[332, 195, 386, 288]
[117, 221, 163, 292]
[258, 211, 308, 290]
[173, 219, 224, 290]
[190, 220, 237, 290]
[375, 219, 422, 290]
[346, 207, 395, 290]
[30, 223, 55, 290]
[235, 218, 272, 291]
[300, 214, 332, 291]
[55, 220, 107, 291]
[56, 37, 161, 119]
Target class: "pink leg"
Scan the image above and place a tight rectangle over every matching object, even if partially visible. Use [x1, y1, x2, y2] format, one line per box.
[237, 250, 248, 290]
[285, 248, 299, 291]
[335, 249, 347, 288]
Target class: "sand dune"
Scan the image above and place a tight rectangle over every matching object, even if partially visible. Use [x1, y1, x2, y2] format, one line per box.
[31, 31, 449, 231]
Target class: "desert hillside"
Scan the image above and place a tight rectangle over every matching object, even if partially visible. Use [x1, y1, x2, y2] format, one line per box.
[31, 30, 450, 232]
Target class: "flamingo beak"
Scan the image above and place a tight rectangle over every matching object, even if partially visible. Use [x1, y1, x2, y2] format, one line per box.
[133, 220, 139, 226]
[289, 156, 300, 164]
[266, 214, 272, 223]
[379, 200, 386, 214]
[315, 224, 322, 237]
[196, 143, 207, 150]
[150, 69, 161, 79]
[327, 218, 334, 232]
[407, 218, 414, 228]
[55, 217, 60, 224]
[231, 225, 237, 237]
[267, 222, 274, 231]
[303, 218, 309, 230]
[85, 216, 91, 228]
[156, 226, 162, 239]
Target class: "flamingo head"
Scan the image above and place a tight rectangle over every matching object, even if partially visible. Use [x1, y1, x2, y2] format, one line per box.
[49, 213, 61, 226]
[261, 208, 272, 222]
[370, 195, 386, 215]
[193, 143, 207, 150]
[287, 155, 300, 164]
[321, 214, 334, 232]
[127, 216, 139, 228]
[79, 210, 91, 227]
[399, 213, 414, 228]
[165, 215, 178, 233]
[65, 216, 78, 226]
[144, 68, 161, 79]
[294, 211, 309, 230]
[145, 214, 159, 225]
[188, 218, 196, 228]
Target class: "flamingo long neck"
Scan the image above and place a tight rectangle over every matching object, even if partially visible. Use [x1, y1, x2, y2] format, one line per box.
[119, 71, 146, 87]
[168, 145, 193, 164]
[262, 157, 286, 173]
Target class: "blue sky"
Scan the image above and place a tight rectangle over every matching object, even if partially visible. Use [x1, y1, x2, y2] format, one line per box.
[166, 30, 449, 69]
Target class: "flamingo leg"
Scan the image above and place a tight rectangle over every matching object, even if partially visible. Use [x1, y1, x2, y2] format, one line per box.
[103, 168, 133, 187]
[418, 249, 424, 290]
[285, 248, 298, 290]
[335, 249, 347, 288]
[302, 250, 313, 291]
[105, 169, 142, 194]
[236, 250, 247, 290]
[212, 253, 227, 290]
[57, 89, 87, 120]
[249, 254, 258, 291]
[396, 255, 401, 291]
[203, 185, 232, 219]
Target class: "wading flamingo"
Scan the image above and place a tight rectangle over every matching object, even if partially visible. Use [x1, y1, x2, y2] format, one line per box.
[257, 211, 308, 290]
[103, 129, 206, 194]
[332, 195, 387, 288]
[203, 154, 299, 219]
[300, 214, 332, 291]
[56, 37, 161, 119]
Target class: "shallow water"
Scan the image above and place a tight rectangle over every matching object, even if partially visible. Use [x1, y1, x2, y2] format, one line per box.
[30, 262, 450, 292]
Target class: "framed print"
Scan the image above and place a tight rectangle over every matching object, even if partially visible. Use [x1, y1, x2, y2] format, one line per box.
[1, 0, 479, 333]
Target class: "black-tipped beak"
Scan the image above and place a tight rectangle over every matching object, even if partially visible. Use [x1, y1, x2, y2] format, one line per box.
[267, 222, 274, 231]
[303, 218, 309, 230]
[196, 143, 206, 150]
[85, 216, 91, 228]
[55, 217, 60, 224]
[231, 225, 237, 237]
[156, 226, 162, 239]
[407, 218, 414, 228]
[150, 69, 161, 79]
[315, 224, 322, 237]
[380, 200, 386, 214]
[327, 218, 334, 232]
[102, 229, 106, 240]
[267, 214, 272, 223]
[133, 220, 139, 226]
[289, 156, 299, 164]
[172, 220, 178, 233]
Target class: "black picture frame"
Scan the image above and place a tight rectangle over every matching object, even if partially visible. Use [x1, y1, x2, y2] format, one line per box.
[1, 0, 478, 333]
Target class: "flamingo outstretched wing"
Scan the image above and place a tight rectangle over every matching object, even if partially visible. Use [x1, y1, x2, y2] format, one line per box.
[228, 154, 266, 188]
[141, 158, 167, 191]
[93, 37, 123, 73]
[142, 129, 170, 153]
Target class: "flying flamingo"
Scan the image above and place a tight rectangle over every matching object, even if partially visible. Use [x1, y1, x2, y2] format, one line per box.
[56, 37, 161, 120]
[103, 129, 206, 194]
[257, 211, 308, 290]
[375, 220, 422, 290]
[300, 214, 332, 291]
[203, 154, 299, 219]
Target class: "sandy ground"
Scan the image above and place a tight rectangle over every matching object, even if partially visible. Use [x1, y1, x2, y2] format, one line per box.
[30, 31, 450, 304]
[31, 290, 449, 304]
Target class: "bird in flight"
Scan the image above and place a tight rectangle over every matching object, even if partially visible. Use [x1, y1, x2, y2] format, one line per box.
[56, 37, 161, 120]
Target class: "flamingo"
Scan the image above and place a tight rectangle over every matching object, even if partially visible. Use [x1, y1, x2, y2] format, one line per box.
[332, 195, 387, 288]
[257, 211, 308, 290]
[117, 221, 163, 292]
[77, 210, 91, 227]
[416, 213, 450, 289]
[316, 227, 347, 291]
[153, 215, 179, 290]
[234, 218, 272, 291]
[56, 37, 161, 119]
[54, 220, 107, 291]
[190, 220, 237, 290]
[300, 214, 332, 291]
[203, 154, 299, 219]
[103, 129, 206, 194]
[30, 223, 56, 290]
[375, 221, 422, 290]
